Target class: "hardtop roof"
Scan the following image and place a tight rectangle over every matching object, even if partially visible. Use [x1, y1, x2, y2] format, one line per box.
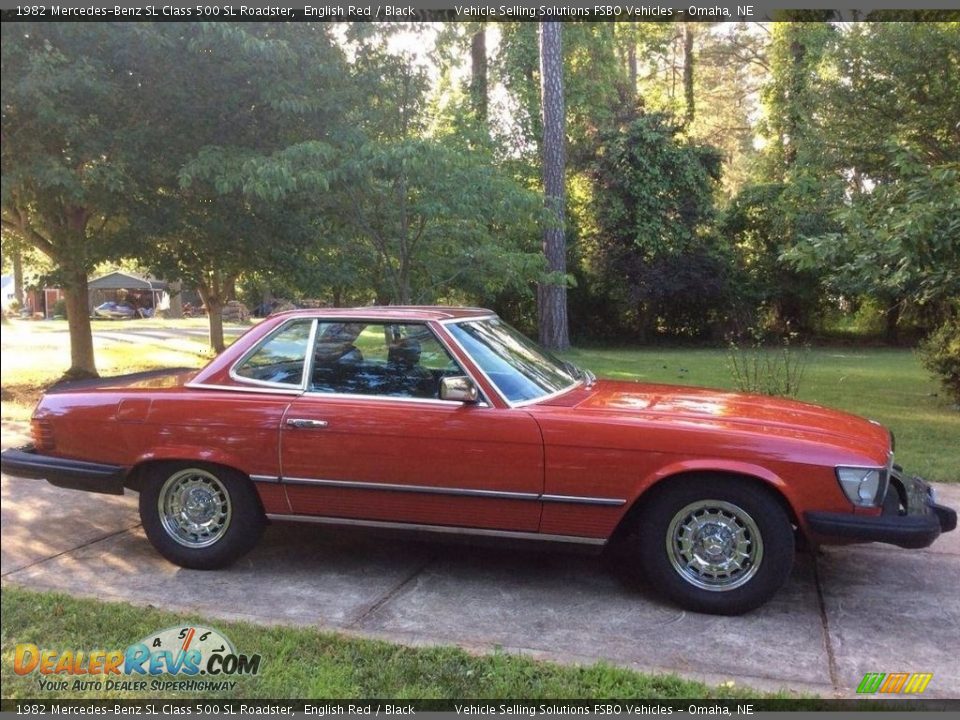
[268, 305, 494, 322]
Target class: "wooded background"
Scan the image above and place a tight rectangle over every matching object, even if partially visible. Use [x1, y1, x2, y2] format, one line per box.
[2, 19, 958, 386]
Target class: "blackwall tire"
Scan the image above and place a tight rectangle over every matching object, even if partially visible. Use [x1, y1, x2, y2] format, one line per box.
[139, 463, 265, 570]
[630, 477, 795, 615]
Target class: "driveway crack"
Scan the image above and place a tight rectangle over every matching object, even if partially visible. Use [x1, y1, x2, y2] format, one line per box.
[2, 524, 142, 579]
[347, 555, 434, 629]
[812, 551, 841, 695]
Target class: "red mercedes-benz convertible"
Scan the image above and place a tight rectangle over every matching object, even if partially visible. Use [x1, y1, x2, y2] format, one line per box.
[2, 307, 955, 614]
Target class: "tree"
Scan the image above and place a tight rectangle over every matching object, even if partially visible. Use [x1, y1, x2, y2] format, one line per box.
[781, 22, 960, 340]
[538, 22, 570, 351]
[1, 24, 150, 377]
[587, 113, 725, 339]
[201, 39, 544, 311]
[470, 24, 488, 122]
[682, 23, 696, 125]
[126, 24, 352, 352]
[329, 139, 543, 305]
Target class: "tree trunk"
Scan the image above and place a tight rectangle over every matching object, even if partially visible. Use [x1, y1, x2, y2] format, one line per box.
[62, 269, 98, 379]
[12, 247, 25, 306]
[168, 280, 183, 319]
[470, 25, 488, 122]
[682, 23, 695, 126]
[197, 283, 226, 354]
[884, 301, 901, 346]
[537, 21, 570, 351]
[398, 259, 412, 305]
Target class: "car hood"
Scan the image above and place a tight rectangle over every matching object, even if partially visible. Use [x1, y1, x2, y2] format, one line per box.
[539, 379, 891, 463]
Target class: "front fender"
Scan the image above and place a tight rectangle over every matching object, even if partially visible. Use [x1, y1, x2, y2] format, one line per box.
[638, 458, 799, 518]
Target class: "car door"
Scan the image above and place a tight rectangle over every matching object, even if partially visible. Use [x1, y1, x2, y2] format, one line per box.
[279, 320, 544, 532]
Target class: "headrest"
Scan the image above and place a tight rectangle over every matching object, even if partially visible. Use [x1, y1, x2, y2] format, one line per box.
[388, 338, 421, 368]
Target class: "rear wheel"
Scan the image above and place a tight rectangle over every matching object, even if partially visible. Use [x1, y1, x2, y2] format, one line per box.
[139, 463, 265, 569]
[628, 477, 794, 615]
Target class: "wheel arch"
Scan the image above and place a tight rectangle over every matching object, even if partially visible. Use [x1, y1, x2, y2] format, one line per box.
[611, 463, 801, 544]
[124, 457, 265, 516]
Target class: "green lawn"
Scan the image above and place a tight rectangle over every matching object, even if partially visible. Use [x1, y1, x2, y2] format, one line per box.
[1, 587, 758, 700]
[563, 346, 958, 482]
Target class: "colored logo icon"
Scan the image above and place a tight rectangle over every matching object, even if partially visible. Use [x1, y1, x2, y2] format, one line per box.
[857, 672, 933, 694]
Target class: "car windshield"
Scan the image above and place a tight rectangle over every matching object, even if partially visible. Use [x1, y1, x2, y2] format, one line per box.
[446, 317, 585, 404]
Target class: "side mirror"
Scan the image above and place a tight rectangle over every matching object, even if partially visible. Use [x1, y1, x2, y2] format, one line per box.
[439, 376, 479, 403]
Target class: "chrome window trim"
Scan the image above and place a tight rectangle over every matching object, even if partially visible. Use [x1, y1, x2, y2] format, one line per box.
[279, 474, 625, 506]
[228, 317, 316, 391]
[437, 314, 499, 326]
[301, 318, 320, 388]
[425, 320, 493, 407]
[439, 317, 584, 409]
[304, 319, 492, 408]
[184, 381, 304, 396]
[301, 390, 489, 408]
[264, 513, 607, 546]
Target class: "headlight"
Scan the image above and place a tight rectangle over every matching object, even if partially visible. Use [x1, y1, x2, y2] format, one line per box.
[836, 466, 885, 507]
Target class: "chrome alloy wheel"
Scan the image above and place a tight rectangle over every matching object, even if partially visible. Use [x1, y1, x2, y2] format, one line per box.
[665, 499, 764, 592]
[158, 468, 233, 548]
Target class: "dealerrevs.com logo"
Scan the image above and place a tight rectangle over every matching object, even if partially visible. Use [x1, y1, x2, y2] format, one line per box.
[14, 625, 261, 693]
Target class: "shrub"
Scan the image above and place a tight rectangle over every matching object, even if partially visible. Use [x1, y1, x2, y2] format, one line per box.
[918, 316, 960, 406]
[727, 327, 810, 397]
[51, 298, 68, 318]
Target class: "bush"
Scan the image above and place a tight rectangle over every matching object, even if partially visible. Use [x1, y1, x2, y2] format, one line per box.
[918, 316, 960, 406]
[51, 298, 68, 318]
[727, 327, 810, 397]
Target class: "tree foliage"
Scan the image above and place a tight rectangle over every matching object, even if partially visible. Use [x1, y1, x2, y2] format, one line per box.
[584, 113, 726, 339]
[1, 23, 153, 376]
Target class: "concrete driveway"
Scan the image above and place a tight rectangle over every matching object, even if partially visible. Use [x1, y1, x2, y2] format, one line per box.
[2, 421, 958, 698]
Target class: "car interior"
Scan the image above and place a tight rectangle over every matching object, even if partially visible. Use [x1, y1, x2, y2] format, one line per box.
[309, 322, 462, 399]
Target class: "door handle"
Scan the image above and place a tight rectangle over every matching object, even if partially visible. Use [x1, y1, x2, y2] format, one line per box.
[286, 418, 329, 429]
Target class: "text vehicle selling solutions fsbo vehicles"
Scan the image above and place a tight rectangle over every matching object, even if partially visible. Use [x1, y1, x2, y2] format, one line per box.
[2, 307, 955, 614]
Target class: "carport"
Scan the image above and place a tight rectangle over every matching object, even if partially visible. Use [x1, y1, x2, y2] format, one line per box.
[87, 271, 169, 315]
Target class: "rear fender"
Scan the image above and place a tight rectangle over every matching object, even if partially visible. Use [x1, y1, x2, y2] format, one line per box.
[130, 446, 251, 478]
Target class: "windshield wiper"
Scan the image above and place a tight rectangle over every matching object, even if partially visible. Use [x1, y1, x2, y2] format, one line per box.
[561, 361, 596, 388]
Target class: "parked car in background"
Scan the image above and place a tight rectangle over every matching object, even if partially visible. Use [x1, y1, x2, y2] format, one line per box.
[1, 307, 955, 614]
[93, 301, 138, 320]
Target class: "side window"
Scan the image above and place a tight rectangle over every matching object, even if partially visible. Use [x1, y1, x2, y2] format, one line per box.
[310, 322, 464, 400]
[233, 319, 313, 387]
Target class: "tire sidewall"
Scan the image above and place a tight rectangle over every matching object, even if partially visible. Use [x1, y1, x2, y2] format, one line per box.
[139, 463, 264, 570]
[635, 478, 795, 615]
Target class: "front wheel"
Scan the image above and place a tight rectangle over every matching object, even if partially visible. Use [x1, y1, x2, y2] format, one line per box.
[139, 463, 265, 570]
[629, 477, 795, 615]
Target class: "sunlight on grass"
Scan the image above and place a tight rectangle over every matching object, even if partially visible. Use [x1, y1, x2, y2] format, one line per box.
[1, 320, 214, 422]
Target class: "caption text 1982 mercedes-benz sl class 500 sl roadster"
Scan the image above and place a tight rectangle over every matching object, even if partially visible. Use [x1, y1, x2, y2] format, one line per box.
[2, 307, 955, 614]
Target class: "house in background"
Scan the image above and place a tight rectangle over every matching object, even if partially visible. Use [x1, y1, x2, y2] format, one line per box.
[1, 275, 14, 311]
[88, 271, 170, 317]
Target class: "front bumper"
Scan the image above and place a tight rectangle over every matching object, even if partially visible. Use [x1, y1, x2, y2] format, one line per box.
[806, 472, 957, 549]
[0, 445, 127, 495]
